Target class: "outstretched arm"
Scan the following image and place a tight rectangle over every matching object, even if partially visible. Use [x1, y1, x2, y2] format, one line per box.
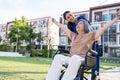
[94, 11, 120, 39]
[52, 18, 72, 40]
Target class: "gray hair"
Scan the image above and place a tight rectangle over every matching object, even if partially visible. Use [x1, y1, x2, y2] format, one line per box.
[78, 19, 90, 33]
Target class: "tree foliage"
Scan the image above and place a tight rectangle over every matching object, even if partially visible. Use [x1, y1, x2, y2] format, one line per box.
[8, 16, 37, 53]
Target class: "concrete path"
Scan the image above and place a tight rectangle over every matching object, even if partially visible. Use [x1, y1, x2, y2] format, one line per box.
[0, 52, 25, 57]
[97, 67, 120, 80]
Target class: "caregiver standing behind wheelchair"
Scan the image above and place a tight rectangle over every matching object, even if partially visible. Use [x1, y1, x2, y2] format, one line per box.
[46, 11, 120, 80]
[63, 11, 90, 33]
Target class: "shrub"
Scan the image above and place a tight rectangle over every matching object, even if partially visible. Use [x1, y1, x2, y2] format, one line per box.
[0, 44, 12, 52]
[100, 57, 120, 63]
[19, 46, 26, 54]
[38, 48, 55, 58]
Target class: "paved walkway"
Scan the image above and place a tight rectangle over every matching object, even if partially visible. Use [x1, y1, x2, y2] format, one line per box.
[0, 52, 25, 57]
[97, 67, 120, 80]
[99, 72, 120, 80]
[87, 67, 120, 80]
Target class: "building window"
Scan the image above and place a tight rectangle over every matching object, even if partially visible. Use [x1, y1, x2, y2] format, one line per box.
[94, 12, 102, 22]
[41, 31, 47, 36]
[60, 29, 66, 35]
[43, 20, 48, 27]
[103, 36, 108, 46]
[60, 37, 67, 45]
[38, 20, 48, 28]
[110, 13, 116, 20]
[90, 26, 99, 31]
[109, 34, 116, 45]
[102, 14, 108, 21]
[109, 25, 116, 33]
[105, 30, 108, 34]
[95, 15, 100, 21]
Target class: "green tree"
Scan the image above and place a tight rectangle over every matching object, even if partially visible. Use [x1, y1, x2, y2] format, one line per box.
[8, 27, 18, 51]
[8, 16, 37, 54]
[14, 16, 27, 27]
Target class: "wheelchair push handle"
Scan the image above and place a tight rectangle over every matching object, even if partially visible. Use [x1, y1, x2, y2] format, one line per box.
[87, 49, 98, 56]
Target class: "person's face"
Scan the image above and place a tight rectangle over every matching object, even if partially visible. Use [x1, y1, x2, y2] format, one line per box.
[65, 13, 76, 22]
[76, 21, 84, 34]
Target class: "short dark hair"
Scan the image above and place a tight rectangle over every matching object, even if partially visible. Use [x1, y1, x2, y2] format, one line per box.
[63, 11, 70, 20]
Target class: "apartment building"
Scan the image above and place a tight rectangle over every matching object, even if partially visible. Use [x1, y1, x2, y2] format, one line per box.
[27, 17, 59, 49]
[90, 2, 120, 57]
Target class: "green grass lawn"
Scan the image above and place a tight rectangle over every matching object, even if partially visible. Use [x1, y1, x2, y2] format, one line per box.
[0, 57, 120, 80]
[100, 62, 120, 72]
[0, 57, 52, 80]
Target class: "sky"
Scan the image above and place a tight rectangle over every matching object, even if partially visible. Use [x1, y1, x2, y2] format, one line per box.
[0, 0, 120, 24]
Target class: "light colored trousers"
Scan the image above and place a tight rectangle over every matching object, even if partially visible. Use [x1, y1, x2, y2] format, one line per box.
[46, 54, 84, 80]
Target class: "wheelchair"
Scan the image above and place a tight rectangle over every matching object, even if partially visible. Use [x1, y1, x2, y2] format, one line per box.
[54, 49, 97, 80]
[54, 42, 102, 80]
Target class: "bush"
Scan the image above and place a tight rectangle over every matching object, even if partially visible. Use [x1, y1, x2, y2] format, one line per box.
[49, 49, 55, 58]
[100, 57, 120, 63]
[38, 47, 55, 58]
[39, 48, 48, 57]
[19, 46, 26, 54]
[0, 44, 12, 52]
[30, 48, 39, 57]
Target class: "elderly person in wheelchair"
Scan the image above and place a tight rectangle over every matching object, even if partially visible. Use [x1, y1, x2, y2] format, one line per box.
[46, 11, 120, 80]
